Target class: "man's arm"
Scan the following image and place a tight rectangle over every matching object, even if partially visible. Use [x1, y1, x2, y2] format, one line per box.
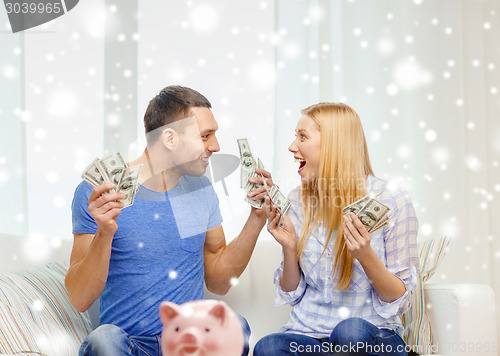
[203, 168, 273, 294]
[65, 183, 124, 312]
[203, 211, 265, 295]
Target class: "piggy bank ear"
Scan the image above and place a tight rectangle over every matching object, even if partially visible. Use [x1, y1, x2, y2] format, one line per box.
[208, 302, 227, 326]
[159, 301, 181, 325]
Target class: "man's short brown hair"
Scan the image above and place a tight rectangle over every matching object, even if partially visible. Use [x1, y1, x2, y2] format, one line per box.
[144, 85, 211, 143]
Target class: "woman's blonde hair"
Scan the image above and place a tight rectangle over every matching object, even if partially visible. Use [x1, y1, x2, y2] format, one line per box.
[297, 102, 374, 290]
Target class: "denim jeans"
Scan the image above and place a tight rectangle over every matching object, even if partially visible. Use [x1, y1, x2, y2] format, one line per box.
[253, 317, 407, 356]
[79, 314, 251, 356]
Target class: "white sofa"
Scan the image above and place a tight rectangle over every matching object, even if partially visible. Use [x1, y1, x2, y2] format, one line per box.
[424, 284, 498, 356]
[0, 235, 498, 355]
[210, 240, 499, 356]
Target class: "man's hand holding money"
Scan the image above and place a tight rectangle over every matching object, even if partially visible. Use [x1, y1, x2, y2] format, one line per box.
[87, 183, 125, 237]
[82, 152, 143, 238]
[246, 168, 275, 219]
[237, 138, 282, 223]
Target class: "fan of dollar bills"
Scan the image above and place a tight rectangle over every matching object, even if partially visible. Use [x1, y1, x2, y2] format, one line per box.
[81, 152, 143, 208]
[238, 138, 291, 226]
[343, 195, 390, 233]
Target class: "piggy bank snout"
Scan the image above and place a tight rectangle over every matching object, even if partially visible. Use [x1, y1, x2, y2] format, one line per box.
[180, 330, 198, 345]
[160, 300, 244, 356]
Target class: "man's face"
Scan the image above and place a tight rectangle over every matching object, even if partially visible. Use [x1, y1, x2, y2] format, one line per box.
[177, 107, 220, 177]
[193, 106, 220, 158]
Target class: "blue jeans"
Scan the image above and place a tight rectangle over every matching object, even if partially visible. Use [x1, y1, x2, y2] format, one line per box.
[80, 315, 251, 356]
[254, 317, 407, 356]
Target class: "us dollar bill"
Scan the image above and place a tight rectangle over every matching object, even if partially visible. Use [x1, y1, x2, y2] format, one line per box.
[357, 198, 390, 232]
[81, 153, 142, 208]
[238, 138, 255, 189]
[370, 214, 389, 233]
[117, 164, 143, 208]
[271, 185, 291, 228]
[343, 195, 370, 216]
[343, 196, 390, 233]
[244, 158, 265, 208]
[98, 153, 127, 189]
[269, 185, 291, 216]
[261, 176, 291, 227]
[81, 158, 107, 187]
[238, 138, 265, 209]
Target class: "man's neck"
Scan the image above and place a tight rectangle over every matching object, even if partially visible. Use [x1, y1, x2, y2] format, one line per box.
[129, 148, 181, 192]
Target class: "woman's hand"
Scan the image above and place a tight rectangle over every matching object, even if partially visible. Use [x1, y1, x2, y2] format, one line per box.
[342, 212, 373, 262]
[265, 196, 297, 252]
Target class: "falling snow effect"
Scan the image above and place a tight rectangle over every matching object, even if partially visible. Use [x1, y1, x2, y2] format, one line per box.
[0, 1, 496, 292]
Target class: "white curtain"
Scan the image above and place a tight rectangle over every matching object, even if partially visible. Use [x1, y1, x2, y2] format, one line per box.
[0, 11, 27, 236]
[0, 1, 105, 245]
[0, 0, 277, 243]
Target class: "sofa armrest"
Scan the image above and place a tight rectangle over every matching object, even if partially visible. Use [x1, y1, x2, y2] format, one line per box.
[424, 284, 498, 356]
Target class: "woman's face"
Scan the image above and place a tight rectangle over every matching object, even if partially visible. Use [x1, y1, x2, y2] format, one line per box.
[288, 115, 321, 184]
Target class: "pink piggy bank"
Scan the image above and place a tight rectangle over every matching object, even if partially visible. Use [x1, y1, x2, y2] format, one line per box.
[160, 299, 244, 356]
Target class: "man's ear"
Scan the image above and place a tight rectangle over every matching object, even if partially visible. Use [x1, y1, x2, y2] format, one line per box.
[160, 128, 176, 150]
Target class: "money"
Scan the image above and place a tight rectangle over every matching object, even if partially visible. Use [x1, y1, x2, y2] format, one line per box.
[269, 185, 291, 228]
[260, 173, 291, 228]
[343, 195, 370, 216]
[371, 214, 389, 232]
[237, 138, 254, 189]
[116, 165, 143, 207]
[82, 158, 107, 187]
[343, 195, 390, 233]
[268, 185, 291, 216]
[81, 152, 143, 208]
[237, 138, 292, 225]
[98, 153, 127, 188]
[238, 138, 265, 209]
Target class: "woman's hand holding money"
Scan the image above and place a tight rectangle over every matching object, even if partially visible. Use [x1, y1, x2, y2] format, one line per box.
[264, 196, 297, 252]
[88, 183, 126, 237]
[342, 212, 373, 262]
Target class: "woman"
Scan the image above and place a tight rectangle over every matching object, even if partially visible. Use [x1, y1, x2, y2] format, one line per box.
[253, 103, 418, 355]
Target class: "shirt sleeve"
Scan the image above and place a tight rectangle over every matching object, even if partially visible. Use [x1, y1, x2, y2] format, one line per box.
[274, 261, 307, 307]
[372, 187, 419, 319]
[71, 181, 98, 234]
[202, 176, 223, 230]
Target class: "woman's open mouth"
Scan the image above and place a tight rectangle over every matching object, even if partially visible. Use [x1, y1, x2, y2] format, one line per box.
[295, 157, 306, 173]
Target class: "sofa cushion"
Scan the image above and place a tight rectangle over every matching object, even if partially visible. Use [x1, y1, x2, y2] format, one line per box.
[402, 236, 450, 355]
[0, 302, 45, 354]
[0, 262, 92, 355]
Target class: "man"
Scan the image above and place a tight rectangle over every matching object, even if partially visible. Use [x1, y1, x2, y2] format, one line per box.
[66, 85, 272, 355]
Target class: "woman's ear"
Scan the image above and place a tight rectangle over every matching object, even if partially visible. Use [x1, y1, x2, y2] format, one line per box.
[160, 128, 176, 150]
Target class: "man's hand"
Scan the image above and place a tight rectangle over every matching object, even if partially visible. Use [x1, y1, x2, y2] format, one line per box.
[246, 168, 275, 220]
[88, 183, 125, 237]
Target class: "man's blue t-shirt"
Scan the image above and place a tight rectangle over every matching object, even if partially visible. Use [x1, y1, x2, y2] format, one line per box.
[71, 175, 223, 336]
